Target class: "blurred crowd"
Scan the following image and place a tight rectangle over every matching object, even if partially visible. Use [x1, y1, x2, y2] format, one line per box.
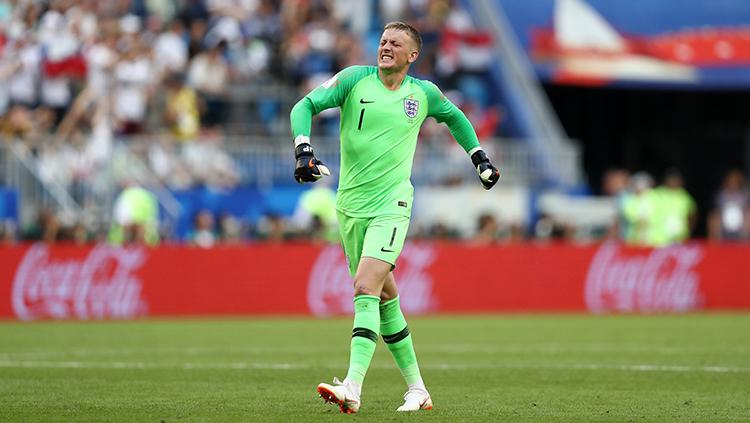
[513, 168, 748, 247]
[0, 0, 500, 161]
[1, 1, 746, 247]
[4, 166, 747, 247]
[438, 168, 748, 246]
[602, 168, 748, 246]
[0, 0, 505, 243]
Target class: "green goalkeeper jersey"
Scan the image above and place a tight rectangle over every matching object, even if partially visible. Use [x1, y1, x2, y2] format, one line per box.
[290, 65, 480, 218]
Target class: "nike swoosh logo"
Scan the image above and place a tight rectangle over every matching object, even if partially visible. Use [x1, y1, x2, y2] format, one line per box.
[380, 247, 394, 253]
[360, 99, 375, 104]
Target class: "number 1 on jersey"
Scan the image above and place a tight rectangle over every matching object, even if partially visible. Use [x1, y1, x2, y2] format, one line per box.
[358, 108, 365, 130]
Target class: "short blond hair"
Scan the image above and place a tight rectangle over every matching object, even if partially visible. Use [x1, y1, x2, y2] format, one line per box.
[383, 21, 422, 52]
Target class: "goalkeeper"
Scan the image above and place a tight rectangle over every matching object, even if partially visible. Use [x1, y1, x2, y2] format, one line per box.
[289, 21, 500, 414]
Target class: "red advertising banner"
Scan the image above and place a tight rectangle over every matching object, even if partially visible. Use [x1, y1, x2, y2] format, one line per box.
[0, 242, 748, 320]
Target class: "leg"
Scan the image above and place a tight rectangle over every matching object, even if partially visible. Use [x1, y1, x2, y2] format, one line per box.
[318, 257, 391, 414]
[379, 273, 432, 411]
[344, 257, 392, 383]
[318, 213, 414, 413]
[344, 212, 413, 393]
[318, 214, 389, 413]
[352, 256, 392, 297]
[380, 271, 399, 302]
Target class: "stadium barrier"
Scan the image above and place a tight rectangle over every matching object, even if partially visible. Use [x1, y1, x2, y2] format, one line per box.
[1, 242, 748, 320]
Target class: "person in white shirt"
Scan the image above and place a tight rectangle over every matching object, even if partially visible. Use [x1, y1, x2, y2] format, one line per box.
[112, 39, 154, 134]
[153, 19, 188, 75]
[7, 37, 42, 108]
[187, 39, 229, 127]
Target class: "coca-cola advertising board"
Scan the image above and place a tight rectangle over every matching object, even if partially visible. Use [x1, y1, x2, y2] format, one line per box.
[0, 242, 748, 320]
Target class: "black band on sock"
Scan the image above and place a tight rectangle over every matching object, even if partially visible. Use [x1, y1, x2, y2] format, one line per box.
[382, 326, 410, 344]
[352, 327, 378, 343]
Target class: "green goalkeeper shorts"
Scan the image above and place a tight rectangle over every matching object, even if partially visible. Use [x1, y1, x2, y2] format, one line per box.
[337, 212, 411, 277]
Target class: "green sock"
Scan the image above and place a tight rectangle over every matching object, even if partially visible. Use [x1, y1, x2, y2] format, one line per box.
[345, 295, 381, 385]
[380, 296, 423, 386]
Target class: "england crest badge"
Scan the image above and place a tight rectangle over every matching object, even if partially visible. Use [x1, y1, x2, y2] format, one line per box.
[404, 97, 419, 119]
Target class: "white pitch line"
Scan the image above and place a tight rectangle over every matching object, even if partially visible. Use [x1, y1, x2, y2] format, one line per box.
[0, 360, 747, 373]
[1, 344, 747, 359]
[442, 363, 750, 373]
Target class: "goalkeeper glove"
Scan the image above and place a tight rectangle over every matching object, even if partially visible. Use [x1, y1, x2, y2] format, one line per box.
[471, 149, 500, 190]
[294, 142, 330, 183]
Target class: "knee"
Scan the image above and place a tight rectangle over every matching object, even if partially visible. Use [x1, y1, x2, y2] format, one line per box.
[353, 274, 381, 297]
[353, 282, 379, 297]
[379, 291, 394, 302]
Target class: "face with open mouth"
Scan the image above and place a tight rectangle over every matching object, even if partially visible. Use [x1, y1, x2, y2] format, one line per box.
[377, 28, 418, 73]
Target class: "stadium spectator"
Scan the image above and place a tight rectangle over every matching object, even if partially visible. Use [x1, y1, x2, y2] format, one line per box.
[649, 169, 697, 247]
[68, 221, 91, 245]
[145, 0, 179, 23]
[37, 0, 84, 126]
[602, 168, 631, 241]
[621, 171, 654, 246]
[153, 19, 189, 75]
[187, 39, 229, 128]
[0, 219, 17, 245]
[0, 105, 35, 142]
[112, 35, 154, 135]
[180, 0, 210, 25]
[186, 18, 209, 59]
[256, 212, 287, 243]
[108, 182, 160, 246]
[473, 213, 521, 244]
[21, 207, 61, 243]
[188, 209, 218, 248]
[66, 0, 98, 44]
[379, 0, 406, 24]
[163, 72, 200, 141]
[471, 212, 499, 245]
[427, 221, 461, 240]
[708, 169, 750, 242]
[242, 0, 283, 44]
[282, 1, 344, 85]
[0, 104, 55, 149]
[218, 212, 244, 244]
[292, 181, 339, 243]
[6, 35, 41, 110]
[534, 212, 572, 242]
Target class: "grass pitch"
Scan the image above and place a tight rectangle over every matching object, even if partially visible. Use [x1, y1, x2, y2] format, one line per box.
[0, 314, 749, 422]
